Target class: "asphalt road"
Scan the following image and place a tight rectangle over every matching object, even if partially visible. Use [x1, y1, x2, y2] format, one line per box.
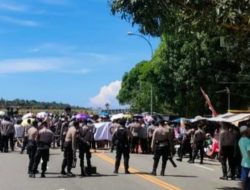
[0, 149, 240, 190]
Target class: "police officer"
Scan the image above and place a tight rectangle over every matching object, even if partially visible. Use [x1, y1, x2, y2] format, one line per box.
[0, 116, 13, 153]
[60, 117, 69, 151]
[30, 121, 54, 178]
[78, 121, 93, 176]
[61, 120, 78, 176]
[112, 119, 131, 174]
[110, 120, 120, 152]
[27, 120, 38, 175]
[190, 124, 206, 164]
[129, 119, 141, 153]
[151, 120, 171, 176]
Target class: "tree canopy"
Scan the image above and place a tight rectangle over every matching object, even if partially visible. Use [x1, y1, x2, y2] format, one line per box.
[110, 0, 250, 116]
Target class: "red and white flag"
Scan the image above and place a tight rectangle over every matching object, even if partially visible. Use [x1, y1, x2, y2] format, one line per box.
[200, 87, 218, 117]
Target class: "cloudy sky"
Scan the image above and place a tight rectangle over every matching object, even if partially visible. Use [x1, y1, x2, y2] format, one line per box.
[0, 0, 159, 109]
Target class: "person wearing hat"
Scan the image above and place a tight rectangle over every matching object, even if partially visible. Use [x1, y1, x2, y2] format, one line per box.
[219, 123, 236, 180]
[26, 120, 38, 175]
[150, 120, 171, 176]
[238, 125, 250, 190]
[61, 120, 78, 176]
[78, 120, 94, 176]
[112, 119, 132, 174]
[30, 121, 54, 178]
[0, 116, 14, 153]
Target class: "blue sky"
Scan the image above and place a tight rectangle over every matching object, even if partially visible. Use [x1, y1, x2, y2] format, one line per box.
[0, 0, 159, 109]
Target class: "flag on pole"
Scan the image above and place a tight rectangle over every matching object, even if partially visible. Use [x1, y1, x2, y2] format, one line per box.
[200, 87, 218, 117]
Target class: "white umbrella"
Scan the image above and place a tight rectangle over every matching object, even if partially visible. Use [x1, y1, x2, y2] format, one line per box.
[0, 110, 5, 116]
[22, 112, 33, 120]
[21, 118, 35, 127]
[191, 115, 207, 123]
[110, 113, 124, 121]
[36, 112, 48, 119]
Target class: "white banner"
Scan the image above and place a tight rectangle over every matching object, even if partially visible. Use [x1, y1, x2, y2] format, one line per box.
[94, 122, 112, 141]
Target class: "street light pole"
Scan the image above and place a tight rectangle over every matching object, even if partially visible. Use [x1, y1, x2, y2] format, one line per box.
[128, 32, 154, 115]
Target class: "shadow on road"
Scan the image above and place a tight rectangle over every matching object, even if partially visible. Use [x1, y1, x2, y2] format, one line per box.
[43, 172, 117, 178]
[164, 174, 198, 178]
[216, 187, 240, 190]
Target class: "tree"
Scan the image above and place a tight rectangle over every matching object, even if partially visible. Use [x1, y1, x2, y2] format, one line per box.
[111, 0, 250, 116]
[110, 0, 250, 63]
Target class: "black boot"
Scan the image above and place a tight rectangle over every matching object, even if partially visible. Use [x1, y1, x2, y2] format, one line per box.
[114, 159, 120, 174]
[61, 159, 67, 175]
[124, 158, 130, 174]
[151, 159, 159, 176]
[41, 172, 46, 178]
[81, 167, 85, 176]
[161, 161, 166, 176]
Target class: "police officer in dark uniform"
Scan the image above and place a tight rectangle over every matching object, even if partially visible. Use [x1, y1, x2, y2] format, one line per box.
[30, 121, 54, 178]
[151, 120, 171, 176]
[78, 121, 93, 176]
[112, 119, 131, 174]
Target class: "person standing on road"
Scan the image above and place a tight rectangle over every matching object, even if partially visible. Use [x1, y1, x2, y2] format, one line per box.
[0, 116, 14, 153]
[61, 120, 78, 176]
[60, 117, 69, 151]
[190, 124, 206, 164]
[112, 119, 131, 174]
[219, 123, 236, 180]
[129, 119, 141, 153]
[30, 121, 54, 178]
[27, 120, 38, 175]
[238, 125, 250, 190]
[151, 120, 171, 176]
[78, 121, 93, 176]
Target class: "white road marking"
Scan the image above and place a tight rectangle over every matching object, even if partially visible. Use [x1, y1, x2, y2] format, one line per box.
[194, 164, 214, 171]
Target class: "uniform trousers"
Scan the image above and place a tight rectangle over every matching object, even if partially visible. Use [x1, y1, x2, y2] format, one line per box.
[32, 148, 50, 174]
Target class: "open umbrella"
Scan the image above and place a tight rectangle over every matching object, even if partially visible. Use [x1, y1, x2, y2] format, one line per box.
[22, 112, 33, 120]
[99, 111, 109, 117]
[36, 112, 48, 120]
[21, 118, 35, 127]
[75, 113, 90, 120]
[110, 113, 124, 121]
[0, 110, 5, 116]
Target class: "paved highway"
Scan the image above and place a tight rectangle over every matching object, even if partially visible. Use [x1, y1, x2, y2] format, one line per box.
[0, 149, 240, 190]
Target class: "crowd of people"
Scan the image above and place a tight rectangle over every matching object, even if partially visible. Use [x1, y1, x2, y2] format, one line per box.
[0, 111, 249, 190]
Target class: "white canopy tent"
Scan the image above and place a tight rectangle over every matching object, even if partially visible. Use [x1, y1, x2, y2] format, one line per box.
[207, 113, 250, 126]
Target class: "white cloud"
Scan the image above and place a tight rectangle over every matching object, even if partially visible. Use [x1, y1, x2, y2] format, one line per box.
[0, 2, 28, 12]
[0, 57, 91, 75]
[90, 80, 123, 109]
[0, 15, 39, 27]
[0, 58, 61, 74]
[28, 43, 77, 54]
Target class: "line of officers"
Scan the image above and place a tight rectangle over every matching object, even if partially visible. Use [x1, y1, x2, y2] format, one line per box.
[26, 118, 94, 178]
[26, 117, 176, 177]
[111, 119, 175, 176]
[1, 114, 176, 177]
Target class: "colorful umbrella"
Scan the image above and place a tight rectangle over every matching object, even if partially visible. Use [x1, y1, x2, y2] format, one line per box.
[75, 113, 90, 120]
